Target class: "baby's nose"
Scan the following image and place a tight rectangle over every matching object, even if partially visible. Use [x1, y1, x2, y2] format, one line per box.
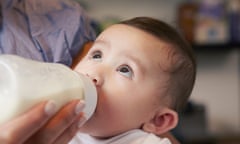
[87, 74, 102, 86]
[92, 78, 97, 84]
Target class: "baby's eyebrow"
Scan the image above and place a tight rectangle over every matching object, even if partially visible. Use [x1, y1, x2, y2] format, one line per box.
[94, 39, 110, 49]
[124, 55, 145, 74]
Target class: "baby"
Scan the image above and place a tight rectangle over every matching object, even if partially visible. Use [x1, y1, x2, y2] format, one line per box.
[70, 16, 196, 144]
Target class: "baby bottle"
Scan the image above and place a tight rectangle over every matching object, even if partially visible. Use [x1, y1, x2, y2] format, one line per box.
[0, 54, 97, 125]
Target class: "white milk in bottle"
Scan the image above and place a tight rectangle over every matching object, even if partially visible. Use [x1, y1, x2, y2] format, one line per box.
[0, 54, 97, 124]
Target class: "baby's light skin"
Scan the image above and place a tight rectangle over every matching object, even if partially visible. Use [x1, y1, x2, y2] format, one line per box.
[74, 24, 178, 138]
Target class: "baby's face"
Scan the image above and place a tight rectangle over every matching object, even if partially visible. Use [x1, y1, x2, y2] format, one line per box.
[74, 24, 171, 137]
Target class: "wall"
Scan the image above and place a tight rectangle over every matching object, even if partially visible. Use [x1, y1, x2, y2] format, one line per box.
[82, 0, 182, 26]
[192, 49, 240, 135]
[80, 0, 240, 135]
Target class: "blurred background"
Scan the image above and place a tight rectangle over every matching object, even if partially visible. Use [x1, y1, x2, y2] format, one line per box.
[77, 0, 239, 143]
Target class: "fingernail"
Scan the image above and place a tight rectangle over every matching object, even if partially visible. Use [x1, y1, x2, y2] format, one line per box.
[75, 100, 85, 115]
[78, 116, 87, 128]
[44, 100, 57, 116]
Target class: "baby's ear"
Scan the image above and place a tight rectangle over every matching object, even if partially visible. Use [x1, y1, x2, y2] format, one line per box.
[142, 107, 178, 135]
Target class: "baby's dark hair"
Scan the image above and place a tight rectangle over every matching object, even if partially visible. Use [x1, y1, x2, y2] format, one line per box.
[119, 17, 196, 112]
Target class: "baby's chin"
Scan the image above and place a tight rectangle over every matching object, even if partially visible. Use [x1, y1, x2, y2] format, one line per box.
[78, 125, 126, 139]
[78, 131, 110, 139]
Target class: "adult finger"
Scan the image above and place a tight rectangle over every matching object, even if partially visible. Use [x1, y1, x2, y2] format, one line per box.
[0, 101, 57, 144]
[53, 115, 86, 144]
[25, 100, 85, 144]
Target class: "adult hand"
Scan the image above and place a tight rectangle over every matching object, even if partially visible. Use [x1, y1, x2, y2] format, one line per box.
[0, 100, 86, 144]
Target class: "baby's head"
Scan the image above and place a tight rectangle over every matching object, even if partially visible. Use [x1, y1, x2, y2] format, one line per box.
[74, 17, 196, 138]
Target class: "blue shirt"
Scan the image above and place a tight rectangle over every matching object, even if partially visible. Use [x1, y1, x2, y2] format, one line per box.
[0, 0, 96, 66]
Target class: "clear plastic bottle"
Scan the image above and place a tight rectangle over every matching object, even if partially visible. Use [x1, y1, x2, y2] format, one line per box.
[0, 54, 97, 124]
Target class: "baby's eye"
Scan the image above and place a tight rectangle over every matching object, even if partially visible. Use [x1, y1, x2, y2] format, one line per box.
[91, 51, 102, 61]
[117, 65, 133, 78]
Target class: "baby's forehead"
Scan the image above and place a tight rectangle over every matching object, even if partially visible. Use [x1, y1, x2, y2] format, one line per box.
[98, 24, 179, 70]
